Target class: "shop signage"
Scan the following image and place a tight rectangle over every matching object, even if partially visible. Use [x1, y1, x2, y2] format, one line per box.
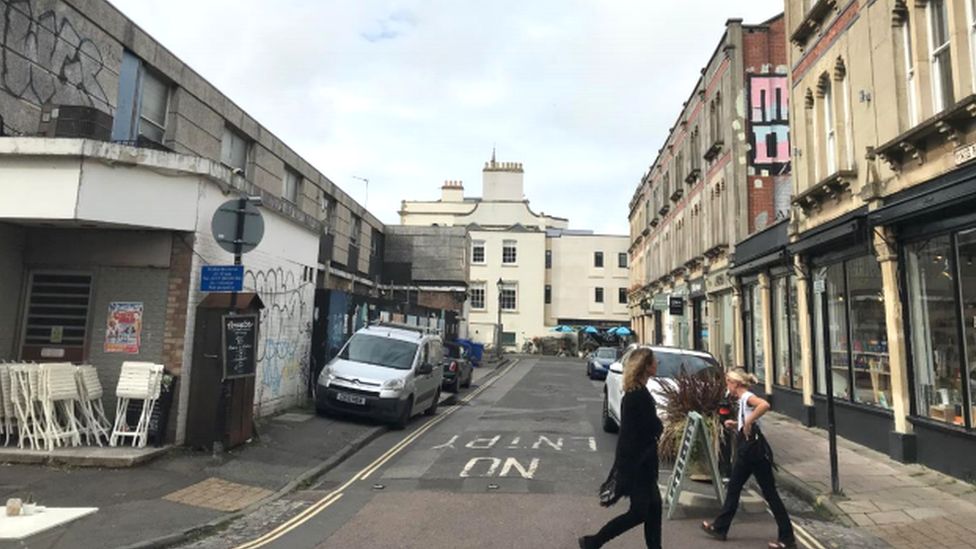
[813, 279, 826, 294]
[665, 411, 724, 519]
[652, 295, 669, 311]
[104, 302, 143, 354]
[954, 143, 976, 166]
[669, 297, 685, 316]
[201, 265, 245, 292]
[223, 314, 258, 379]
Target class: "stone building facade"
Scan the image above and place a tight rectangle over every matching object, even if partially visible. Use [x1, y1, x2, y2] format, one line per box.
[628, 15, 790, 375]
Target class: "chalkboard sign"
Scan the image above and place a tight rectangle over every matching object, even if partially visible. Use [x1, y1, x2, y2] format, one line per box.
[664, 411, 724, 519]
[222, 314, 258, 379]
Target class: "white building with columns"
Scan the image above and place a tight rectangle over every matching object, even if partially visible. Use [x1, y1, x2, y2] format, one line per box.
[400, 155, 629, 350]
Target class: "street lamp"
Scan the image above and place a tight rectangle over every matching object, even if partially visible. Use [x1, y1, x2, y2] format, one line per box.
[496, 278, 504, 359]
[352, 175, 369, 208]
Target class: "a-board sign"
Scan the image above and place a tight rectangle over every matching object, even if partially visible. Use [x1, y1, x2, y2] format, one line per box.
[664, 411, 725, 519]
[222, 314, 258, 379]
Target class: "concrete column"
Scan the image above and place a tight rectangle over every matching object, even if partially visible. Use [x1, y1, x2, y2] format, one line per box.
[732, 283, 745, 368]
[794, 255, 816, 409]
[874, 230, 912, 435]
[759, 273, 774, 395]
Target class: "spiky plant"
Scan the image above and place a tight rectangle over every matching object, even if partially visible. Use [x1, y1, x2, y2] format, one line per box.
[657, 368, 727, 463]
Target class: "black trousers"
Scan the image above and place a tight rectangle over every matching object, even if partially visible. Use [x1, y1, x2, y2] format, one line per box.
[592, 475, 662, 549]
[713, 434, 794, 543]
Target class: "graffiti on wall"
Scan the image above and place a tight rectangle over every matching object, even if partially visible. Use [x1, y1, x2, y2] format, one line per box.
[1, 0, 111, 110]
[748, 75, 790, 173]
[244, 267, 312, 407]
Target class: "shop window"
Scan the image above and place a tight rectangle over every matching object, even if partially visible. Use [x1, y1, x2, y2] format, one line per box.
[742, 284, 765, 384]
[958, 229, 976, 428]
[772, 277, 791, 387]
[825, 264, 849, 400]
[789, 276, 804, 388]
[907, 236, 965, 426]
[848, 256, 890, 408]
[718, 292, 735, 369]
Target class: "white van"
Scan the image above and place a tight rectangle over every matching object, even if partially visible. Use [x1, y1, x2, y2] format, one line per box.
[316, 323, 443, 429]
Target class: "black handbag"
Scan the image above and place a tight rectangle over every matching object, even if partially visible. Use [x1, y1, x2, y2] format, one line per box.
[599, 466, 621, 507]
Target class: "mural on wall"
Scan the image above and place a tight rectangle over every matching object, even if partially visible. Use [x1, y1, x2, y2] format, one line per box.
[0, 0, 111, 113]
[244, 266, 312, 410]
[748, 75, 790, 173]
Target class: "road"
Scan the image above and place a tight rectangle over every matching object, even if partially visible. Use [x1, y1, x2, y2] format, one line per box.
[181, 356, 826, 549]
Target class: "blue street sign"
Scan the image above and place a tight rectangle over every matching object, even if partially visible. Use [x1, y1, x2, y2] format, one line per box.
[201, 265, 244, 292]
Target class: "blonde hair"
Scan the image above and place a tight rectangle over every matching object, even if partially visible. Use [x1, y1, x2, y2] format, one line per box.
[623, 347, 656, 392]
[726, 368, 759, 387]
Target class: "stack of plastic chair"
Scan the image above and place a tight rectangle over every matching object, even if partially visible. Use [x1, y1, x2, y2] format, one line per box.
[75, 365, 110, 446]
[9, 364, 42, 450]
[110, 362, 164, 448]
[0, 364, 14, 446]
[37, 362, 83, 451]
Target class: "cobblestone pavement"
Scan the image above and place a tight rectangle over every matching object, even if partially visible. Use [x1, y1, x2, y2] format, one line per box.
[765, 413, 976, 548]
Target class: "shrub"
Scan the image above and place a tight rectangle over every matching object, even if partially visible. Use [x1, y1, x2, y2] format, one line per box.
[657, 368, 726, 463]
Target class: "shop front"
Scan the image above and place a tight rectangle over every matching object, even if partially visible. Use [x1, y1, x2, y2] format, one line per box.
[789, 208, 895, 454]
[868, 164, 976, 478]
[689, 278, 708, 352]
[706, 269, 735, 370]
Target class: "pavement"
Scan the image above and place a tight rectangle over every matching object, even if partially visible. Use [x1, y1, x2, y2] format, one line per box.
[765, 412, 976, 549]
[0, 358, 508, 549]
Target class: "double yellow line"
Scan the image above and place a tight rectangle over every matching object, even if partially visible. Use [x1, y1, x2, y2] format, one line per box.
[792, 522, 826, 549]
[233, 359, 520, 549]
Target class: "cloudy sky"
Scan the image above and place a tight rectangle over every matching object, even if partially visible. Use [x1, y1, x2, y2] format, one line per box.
[111, 0, 783, 234]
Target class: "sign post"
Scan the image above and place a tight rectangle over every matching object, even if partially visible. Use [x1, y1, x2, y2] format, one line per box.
[664, 411, 724, 519]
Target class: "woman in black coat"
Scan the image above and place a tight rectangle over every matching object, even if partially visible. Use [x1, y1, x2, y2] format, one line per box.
[580, 347, 664, 549]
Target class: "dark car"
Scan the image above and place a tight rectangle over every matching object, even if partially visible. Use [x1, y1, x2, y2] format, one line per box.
[441, 341, 473, 393]
[587, 346, 621, 380]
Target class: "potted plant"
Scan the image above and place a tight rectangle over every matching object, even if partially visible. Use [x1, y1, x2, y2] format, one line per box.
[657, 369, 727, 479]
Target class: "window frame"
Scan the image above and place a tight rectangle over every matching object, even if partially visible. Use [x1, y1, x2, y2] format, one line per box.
[499, 283, 518, 311]
[138, 67, 169, 143]
[594, 251, 604, 268]
[545, 284, 552, 305]
[618, 287, 628, 305]
[823, 79, 837, 175]
[220, 125, 250, 175]
[283, 167, 301, 204]
[595, 287, 605, 304]
[545, 249, 552, 269]
[618, 252, 628, 269]
[902, 15, 919, 127]
[472, 240, 486, 265]
[502, 240, 518, 265]
[928, 0, 954, 113]
[470, 284, 486, 310]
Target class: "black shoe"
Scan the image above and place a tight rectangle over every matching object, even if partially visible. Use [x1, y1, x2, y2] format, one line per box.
[701, 521, 727, 541]
[578, 536, 598, 549]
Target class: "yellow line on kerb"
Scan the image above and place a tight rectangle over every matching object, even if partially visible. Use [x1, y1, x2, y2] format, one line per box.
[233, 358, 521, 549]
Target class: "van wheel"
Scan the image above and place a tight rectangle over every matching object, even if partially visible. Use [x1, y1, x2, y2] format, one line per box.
[392, 397, 413, 430]
[602, 390, 618, 433]
[425, 389, 440, 416]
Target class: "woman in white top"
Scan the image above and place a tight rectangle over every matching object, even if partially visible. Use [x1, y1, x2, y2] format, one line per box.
[701, 368, 795, 549]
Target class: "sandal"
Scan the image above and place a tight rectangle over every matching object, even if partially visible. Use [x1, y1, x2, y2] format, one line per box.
[768, 541, 797, 549]
[701, 521, 727, 541]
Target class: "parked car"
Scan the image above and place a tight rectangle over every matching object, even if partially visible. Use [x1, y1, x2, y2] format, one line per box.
[586, 346, 622, 380]
[441, 341, 473, 393]
[602, 345, 720, 433]
[316, 323, 443, 429]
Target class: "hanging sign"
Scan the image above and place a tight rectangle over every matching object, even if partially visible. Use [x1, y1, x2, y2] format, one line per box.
[104, 302, 144, 354]
[669, 296, 685, 316]
[664, 411, 725, 519]
[222, 314, 258, 379]
[652, 295, 669, 311]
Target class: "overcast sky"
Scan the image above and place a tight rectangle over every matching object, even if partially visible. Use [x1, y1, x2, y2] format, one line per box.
[110, 0, 783, 234]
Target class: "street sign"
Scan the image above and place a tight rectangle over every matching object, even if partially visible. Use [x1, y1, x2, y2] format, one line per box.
[669, 296, 685, 316]
[201, 265, 244, 292]
[222, 314, 258, 379]
[665, 411, 725, 519]
[211, 199, 265, 255]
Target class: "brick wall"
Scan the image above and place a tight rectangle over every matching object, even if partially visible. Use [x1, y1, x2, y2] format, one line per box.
[743, 14, 788, 70]
[418, 290, 462, 312]
[748, 176, 777, 233]
[162, 233, 193, 377]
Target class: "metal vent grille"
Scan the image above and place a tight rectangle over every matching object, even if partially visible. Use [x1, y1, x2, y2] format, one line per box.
[23, 273, 92, 348]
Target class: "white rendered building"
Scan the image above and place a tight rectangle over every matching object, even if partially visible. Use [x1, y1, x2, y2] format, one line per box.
[400, 155, 629, 350]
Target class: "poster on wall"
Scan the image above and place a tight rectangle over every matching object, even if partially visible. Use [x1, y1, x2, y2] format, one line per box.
[104, 302, 144, 354]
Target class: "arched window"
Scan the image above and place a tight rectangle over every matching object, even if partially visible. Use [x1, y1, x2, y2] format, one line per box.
[835, 58, 853, 169]
[817, 74, 837, 175]
[895, 0, 919, 126]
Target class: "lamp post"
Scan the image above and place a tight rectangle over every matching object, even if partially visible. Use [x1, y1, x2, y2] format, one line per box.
[496, 278, 504, 359]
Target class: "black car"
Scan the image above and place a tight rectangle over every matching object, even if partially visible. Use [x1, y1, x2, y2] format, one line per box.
[441, 342, 473, 393]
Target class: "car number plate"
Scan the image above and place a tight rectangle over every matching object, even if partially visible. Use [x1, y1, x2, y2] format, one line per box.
[336, 392, 366, 405]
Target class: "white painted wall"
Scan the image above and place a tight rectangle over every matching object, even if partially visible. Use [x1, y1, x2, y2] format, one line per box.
[467, 230, 547, 349]
[548, 234, 631, 325]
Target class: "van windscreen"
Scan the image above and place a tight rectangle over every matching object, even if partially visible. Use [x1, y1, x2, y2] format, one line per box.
[339, 334, 419, 370]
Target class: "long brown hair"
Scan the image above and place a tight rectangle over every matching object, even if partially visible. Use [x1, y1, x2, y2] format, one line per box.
[623, 347, 656, 392]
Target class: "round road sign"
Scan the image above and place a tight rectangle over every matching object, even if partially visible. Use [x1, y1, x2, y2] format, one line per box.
[211, 199, 265, 255]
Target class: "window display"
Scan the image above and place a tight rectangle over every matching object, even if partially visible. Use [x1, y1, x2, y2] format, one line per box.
[789, 276, 803, 388]
[959, 229, 976, 427]
[847, 256, 891, 409]
[907, 236, 965, 426]
[825, 263, 849, 400]
[772, 277, 790, 387]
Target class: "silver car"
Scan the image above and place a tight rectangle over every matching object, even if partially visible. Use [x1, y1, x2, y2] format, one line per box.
[316, 323, 443, 429]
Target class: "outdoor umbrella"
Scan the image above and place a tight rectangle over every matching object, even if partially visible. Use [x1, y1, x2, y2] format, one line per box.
[551, 325, 574, 333]
[611, 326, 634, 336]
[582, 326, 599, 334]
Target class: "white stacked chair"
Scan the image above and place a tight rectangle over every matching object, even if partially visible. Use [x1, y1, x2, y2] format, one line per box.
[75, 365, 111, 446]
[9, 364, 42, 450]
[0, 364, 14, 446]
[37, 362, 83, 451]
[110, 361, 164, 448]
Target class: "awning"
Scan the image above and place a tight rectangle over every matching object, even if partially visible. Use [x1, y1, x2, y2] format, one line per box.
[868, 162, 976, 227]
[787, 207, 868, 257]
